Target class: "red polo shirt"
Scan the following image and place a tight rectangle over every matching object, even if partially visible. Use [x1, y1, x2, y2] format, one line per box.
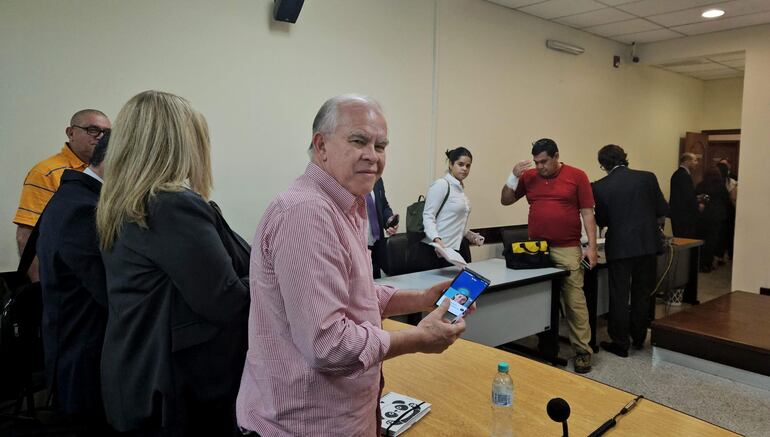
[514, 163, 594, 247]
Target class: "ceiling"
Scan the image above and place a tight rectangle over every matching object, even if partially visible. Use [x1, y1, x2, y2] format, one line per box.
[653, 50, 744, 80]
[487, 0, 770, 44]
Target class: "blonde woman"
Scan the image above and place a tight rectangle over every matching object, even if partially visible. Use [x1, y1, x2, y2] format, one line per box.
[97, 91, 249, 436]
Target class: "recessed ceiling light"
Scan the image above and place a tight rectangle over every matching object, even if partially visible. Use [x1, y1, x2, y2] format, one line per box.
[702, 9, 725, 18]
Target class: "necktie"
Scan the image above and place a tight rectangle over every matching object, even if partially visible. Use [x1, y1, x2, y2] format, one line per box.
[365, 193, 380, 242]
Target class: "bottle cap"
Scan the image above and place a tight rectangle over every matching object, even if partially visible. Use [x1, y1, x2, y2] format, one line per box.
[497, 362, 509, 373]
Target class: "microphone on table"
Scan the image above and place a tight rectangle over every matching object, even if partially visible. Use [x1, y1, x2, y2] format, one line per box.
[587, 395, 644, 437]
[546, 397, 571, 437]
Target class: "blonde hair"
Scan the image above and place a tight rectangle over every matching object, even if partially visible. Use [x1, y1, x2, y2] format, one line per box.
[97, 90, 213, 250]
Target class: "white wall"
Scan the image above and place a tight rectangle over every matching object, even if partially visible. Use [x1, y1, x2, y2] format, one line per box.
[640, 24, 770, 293]
[0, 0, 436, 270]
[1, 0, 707, 271]
[701, 77, 743, 130]
[435, 0, 702, 229]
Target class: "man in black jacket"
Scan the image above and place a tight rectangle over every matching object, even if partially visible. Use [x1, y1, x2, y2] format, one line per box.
[366, 178, 399, 278]
[669, 153, 700, 238]
[592, 145, 668, 357]
[37, 134, 113, 434]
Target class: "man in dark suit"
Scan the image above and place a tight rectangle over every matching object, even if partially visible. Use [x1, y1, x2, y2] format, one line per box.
[592, 145, 668, 357]
[365, 177, 399, 278]
[36, 134, 112, 434]
[669, 153, 700, 238]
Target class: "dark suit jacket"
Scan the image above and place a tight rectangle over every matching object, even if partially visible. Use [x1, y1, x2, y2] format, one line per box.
[370, 178, 394, 275]
[100, 189, 249, 432]
[36, 169, 107, 417]
[593, 166, 669, 261]
[695, 180, 729, 225]
[372, 178, 394, 241]
[669, 167, 698, 231]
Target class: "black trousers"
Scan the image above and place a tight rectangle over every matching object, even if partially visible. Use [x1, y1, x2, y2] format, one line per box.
[607, 255, 656, 350]
[697, 220, 723, 269]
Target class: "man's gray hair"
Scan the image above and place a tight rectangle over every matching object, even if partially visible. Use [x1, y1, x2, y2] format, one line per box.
[309, 94, 383, 150]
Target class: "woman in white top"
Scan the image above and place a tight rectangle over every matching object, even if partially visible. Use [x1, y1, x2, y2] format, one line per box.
[419, 147, 484, 269]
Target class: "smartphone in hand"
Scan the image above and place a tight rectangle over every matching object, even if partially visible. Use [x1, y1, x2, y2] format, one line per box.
[580, 256, 592, 270]
[435, 268, 491, 323]
[386, 214, 399, 228]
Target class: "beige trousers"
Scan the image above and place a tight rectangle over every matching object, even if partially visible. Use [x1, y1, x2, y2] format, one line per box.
[550, 246, 592, 356]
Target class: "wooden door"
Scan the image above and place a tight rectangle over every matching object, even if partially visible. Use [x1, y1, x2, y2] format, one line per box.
[682, 132, 708, 184]
[706, 141, 740, 178]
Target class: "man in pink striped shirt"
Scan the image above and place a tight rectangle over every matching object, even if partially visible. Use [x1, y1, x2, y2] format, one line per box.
[236, 95, 467, 436]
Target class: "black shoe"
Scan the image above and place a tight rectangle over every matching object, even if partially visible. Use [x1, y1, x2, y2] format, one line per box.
[600, 341, 629, 358]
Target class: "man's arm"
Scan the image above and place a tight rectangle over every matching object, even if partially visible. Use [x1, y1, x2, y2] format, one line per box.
[381, 280, 451, 318]
[379, 181, 393, 225]
[592, 186, 608, 229]
[500, 185, 519, 206]
[16, 225, 32, 256]
[378, 181, 397, 235]
[501, 160, 532, 206]
[651, 174, 669, 219]
[580, 208, 598, 268]
[16, 225, 39, 282]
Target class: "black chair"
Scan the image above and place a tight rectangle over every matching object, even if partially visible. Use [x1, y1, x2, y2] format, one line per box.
[382, 233, 436, 277]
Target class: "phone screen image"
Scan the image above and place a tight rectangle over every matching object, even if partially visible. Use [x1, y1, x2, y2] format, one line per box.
[435, 268, 491, 321]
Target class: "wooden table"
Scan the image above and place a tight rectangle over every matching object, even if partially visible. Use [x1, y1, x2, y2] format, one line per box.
[670, 238, 704, 304]
[383, 319, 738, 437]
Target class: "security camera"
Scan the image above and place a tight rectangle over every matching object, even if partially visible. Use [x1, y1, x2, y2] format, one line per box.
[631, 42, 640, 64]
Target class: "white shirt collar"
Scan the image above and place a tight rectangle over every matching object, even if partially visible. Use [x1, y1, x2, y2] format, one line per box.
[83, 167, 103, 183]
[443, 172, 462, 187]
[679, 165, 691, 175]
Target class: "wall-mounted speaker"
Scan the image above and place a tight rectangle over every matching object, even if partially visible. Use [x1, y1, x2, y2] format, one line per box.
[273, 0, 305, 24]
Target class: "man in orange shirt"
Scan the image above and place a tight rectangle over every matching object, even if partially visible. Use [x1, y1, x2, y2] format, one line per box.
[13, 109, 111, 281]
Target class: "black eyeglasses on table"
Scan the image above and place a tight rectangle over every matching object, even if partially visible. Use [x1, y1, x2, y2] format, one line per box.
[72, 125, 110, 137]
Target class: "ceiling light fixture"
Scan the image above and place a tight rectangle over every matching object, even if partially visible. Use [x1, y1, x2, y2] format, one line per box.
[702, 9, 725, 18]
[545, 40, 585, 55]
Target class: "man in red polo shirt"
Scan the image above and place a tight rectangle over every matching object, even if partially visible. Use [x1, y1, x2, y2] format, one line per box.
[500, 138, 597, 373]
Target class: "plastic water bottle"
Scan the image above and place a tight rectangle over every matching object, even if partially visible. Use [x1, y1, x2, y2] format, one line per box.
[491, 361, 514, 437]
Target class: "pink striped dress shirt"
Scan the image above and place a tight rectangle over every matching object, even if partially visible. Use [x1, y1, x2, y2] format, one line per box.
[237, 163, 397, 436]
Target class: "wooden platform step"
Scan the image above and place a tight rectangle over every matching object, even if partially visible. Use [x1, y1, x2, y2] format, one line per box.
[651, 291, 770, 376]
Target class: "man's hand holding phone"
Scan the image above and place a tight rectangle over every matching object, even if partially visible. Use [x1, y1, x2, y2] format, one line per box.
[582, 246, 598, 269]
[415, 299, 466, 354]
[385, 214, 399, 236]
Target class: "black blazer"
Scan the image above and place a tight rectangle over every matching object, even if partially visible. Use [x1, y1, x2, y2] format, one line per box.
[593, 166, 669, 261]
[100, 189, 249, 432]
[695, 181, 729, 224]
[36, 169, 107, 417]
[373, 178, 394, 241]
[668, 167, 698, 227]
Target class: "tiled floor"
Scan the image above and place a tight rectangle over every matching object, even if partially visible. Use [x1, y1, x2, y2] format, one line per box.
[555, 261, 770, 437]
